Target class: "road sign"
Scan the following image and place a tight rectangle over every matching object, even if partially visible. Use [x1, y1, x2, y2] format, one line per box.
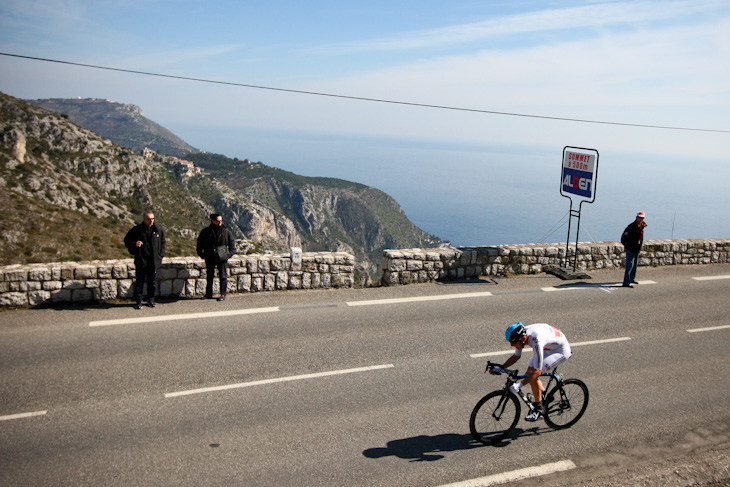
[560, 147, 598, 202]
[559, 146, 599, 272]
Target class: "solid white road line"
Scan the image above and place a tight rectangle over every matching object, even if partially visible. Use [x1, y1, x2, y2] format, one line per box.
[164, 364, 394, 398]
[687, 324, 730, 333]
[692, 275, 730, 281]
[346, 291, 493, 307]
[470, 336, 631, 358]
[0, 410, 47, 422]
[89, 307, 280, 327]
[436, 459, 576, 487]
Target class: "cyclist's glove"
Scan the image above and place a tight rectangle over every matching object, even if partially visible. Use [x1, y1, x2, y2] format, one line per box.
[509, 382, 523, 394]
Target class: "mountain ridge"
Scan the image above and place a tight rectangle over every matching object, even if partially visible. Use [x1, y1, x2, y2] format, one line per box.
[1, 92, 441, 281]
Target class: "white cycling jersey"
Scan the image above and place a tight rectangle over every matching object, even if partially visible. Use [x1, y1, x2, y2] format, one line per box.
[512, 323, 572, 372]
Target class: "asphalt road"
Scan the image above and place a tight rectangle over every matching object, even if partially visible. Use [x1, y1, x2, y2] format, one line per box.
[1, 264, 729, 487]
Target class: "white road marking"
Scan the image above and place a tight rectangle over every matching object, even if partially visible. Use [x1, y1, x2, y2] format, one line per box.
[541, 286, 590, 292]
[687, 324, 730, 333]
[436, 459, 576, 487]
[572, 336, 632, 347]
[165, 363, 394, 398]
[470, 336, 631, 358]
[89, 307, 280, 327]
[693, 275, 730, 281]
[0, 410, 47, 422]
[346, 291, 493, 307]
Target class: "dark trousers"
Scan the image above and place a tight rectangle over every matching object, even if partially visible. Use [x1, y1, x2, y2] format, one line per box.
[134, 265, 158, 302]
[205, 259, 228, 297]
[623, 250, 639, 285]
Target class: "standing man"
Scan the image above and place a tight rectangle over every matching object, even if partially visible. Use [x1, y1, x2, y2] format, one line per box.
[197, 213, 236, 301]
[621, 211, 647, 288]
[124, 211, 166, 309]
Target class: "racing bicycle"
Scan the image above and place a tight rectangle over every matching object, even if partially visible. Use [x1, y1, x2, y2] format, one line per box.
[470, 360, 589, 445]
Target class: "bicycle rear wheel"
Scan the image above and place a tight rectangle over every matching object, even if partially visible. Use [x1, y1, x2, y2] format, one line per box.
[469, 391, 520, 445]
[543, 378, 589, 429]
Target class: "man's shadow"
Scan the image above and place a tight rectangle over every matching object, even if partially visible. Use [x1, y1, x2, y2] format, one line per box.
[362, 427, 549, 462]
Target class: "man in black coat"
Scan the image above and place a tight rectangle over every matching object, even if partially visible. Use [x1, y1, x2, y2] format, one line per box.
[197, 213, 236, 301]
[621, 211, 647, 288]
[124, 212, 166, 309]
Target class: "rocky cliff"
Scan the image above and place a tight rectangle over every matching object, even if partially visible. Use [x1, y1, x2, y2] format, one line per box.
[0, 91, 440, 280]
[28, 98, 200, 157]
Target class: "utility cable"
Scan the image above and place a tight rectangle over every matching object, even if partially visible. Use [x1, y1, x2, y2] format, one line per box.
[2, 52, 730, 134]
[537, 211, 569, 243]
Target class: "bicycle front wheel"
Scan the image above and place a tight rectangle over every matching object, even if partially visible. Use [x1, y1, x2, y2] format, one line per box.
[469, 391, 520, 445]
[543, 378, 589, 429]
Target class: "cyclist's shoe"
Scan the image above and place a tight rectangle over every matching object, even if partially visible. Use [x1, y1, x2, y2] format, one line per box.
[525, 402, 544, 422]
[525, 410, 542, 422]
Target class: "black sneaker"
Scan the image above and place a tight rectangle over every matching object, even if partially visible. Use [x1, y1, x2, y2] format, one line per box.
[147, 300, 156, 308]
[134, 302, 143, 310]
[217, 294, 226, 302]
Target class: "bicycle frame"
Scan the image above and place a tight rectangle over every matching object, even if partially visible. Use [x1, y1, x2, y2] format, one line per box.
[487, 361, 563, 412]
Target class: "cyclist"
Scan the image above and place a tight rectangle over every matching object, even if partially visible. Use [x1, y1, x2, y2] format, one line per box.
[492, 322, 573, 421]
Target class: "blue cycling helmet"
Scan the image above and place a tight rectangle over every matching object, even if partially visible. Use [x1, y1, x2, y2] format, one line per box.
[506, 322, 526, 343]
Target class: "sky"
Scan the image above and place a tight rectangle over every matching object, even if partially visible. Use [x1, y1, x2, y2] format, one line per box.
[1, 0, 729, 245]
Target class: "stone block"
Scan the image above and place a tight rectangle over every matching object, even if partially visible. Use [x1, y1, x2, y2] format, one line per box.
[112, 265, 128, 279]
[4, 269, 27, 281]
[20, 281, 42, 292]
[28, 290, 51, 306]
[118, 279, 134, 298]
[28, 267, 52, 281]
[74, 266, 97, 279]
[310, 273, 321, 288]
[288, 275, 302, 289]
[302, 273, 311, 289]
[0, 292, 28, 306]
[71, 288, 93, 302]
[252, 276, 263, 292]
[270, 258, 289, 271]
[238, 274, 251, 292]
[99, 280, 118, 300]
[258, 259, 271, 274]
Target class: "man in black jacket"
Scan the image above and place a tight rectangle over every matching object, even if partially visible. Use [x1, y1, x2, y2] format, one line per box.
[197, 213, 236, 301]
[124, 212, 166, 309]
[621, 211, 647, 288]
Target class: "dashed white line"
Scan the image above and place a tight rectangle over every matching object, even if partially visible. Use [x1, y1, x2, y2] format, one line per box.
[165, 363, 394, 398]
[470, 336, 631, 358]
[436, 459, 576, 487]
[0, 410, 47, 422]
[346, 291, 493, 307]
[572, 336, 632, 347]
[89, 307, 280, 327]
[687, 324, 730, 333]
[692, 275, 730, 281]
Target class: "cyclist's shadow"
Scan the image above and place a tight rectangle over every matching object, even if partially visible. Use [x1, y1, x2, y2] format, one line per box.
[362, 427, 550, 462]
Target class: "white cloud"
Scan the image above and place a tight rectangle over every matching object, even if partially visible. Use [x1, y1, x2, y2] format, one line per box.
[315, 0, 730, 53]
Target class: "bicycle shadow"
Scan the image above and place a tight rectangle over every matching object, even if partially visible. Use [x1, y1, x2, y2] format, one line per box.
[362, 427, 553, 462]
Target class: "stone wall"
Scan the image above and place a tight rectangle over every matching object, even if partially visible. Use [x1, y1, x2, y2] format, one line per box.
[381, 239, 730, 285]
[0, 252, 355, 307]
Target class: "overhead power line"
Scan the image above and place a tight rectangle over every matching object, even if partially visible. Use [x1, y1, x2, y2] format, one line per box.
[2, 52, 729, 134]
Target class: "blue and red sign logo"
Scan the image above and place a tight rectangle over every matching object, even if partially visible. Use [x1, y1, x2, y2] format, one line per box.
[561, 150, 597, 200]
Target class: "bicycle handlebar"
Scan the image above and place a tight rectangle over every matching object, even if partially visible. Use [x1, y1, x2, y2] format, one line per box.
[485, 360, 519, 376]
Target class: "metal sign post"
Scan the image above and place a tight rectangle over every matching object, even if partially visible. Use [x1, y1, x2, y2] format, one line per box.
[559, 146, 599, 272]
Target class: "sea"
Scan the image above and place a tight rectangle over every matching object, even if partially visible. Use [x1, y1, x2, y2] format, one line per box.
[182, 126, 730, 248]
